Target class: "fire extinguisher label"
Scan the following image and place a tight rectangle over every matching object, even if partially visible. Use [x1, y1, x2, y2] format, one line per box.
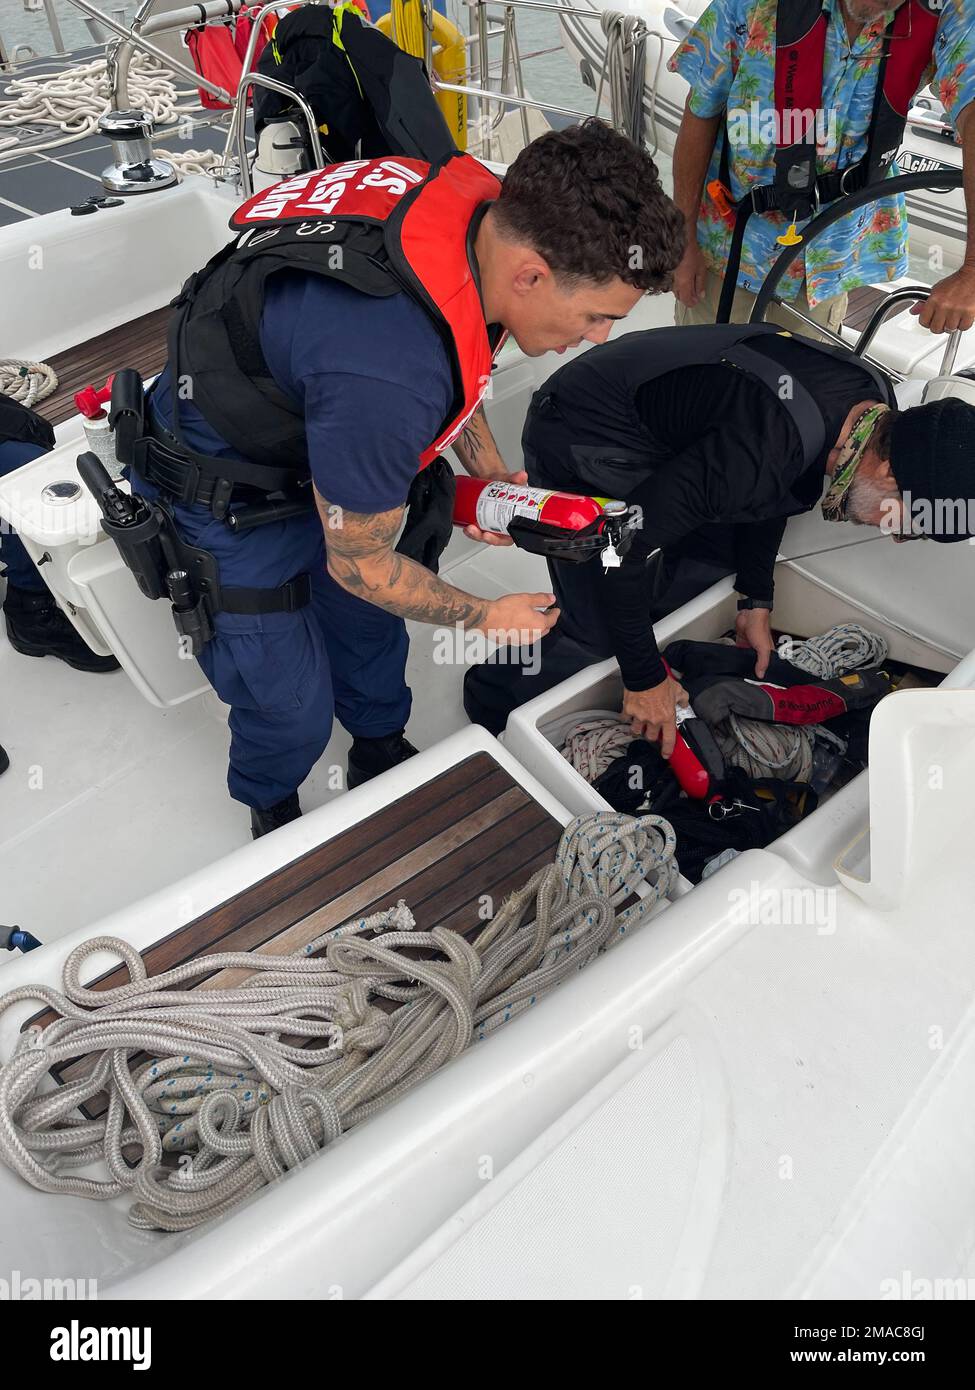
[474, 482, 553, 534]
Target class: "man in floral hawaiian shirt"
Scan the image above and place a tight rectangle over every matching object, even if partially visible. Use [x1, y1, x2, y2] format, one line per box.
[670, 0, 975, 337]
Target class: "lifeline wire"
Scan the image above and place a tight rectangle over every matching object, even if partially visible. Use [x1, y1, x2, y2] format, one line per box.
[0, 812, 677, 1232]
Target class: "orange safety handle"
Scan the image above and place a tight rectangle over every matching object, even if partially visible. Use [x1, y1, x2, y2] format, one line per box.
[707, 178, 737, 227]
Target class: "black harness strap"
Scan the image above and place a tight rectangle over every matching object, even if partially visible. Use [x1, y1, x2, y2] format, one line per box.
[720, 343, 826, 468]
[222, 575, 311, 615]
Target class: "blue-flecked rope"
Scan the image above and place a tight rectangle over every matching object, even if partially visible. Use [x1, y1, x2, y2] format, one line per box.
[0, 811, 677, 1231]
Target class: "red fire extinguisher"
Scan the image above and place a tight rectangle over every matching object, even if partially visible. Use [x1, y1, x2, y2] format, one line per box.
[453, 476, 636, 566]
[662, 659, 726, 800]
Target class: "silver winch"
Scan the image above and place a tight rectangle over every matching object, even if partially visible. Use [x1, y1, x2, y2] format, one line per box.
[98, 109, 177, 195]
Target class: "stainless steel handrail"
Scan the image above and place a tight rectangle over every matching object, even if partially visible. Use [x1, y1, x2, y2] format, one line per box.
[468, 0, 621, 18]
[854, 287, 963, 379]
[496, 5, 529, 145]
[904, 106, 960, 143]
[763, 286, 963, 385]
[454, 0, 654, 156]
[435, 78, 594, 125]
[41, 0, 68, 54]
[114, 0, 242, 108]
[231, 70, 325, 199]
[234, 0, 302, 87]
[221, 1, 321, 178]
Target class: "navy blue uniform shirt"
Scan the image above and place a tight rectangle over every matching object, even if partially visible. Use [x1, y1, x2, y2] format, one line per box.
[151, 268, 453, 512]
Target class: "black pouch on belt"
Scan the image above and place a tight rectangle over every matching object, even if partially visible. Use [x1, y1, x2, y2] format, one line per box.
[395, 456, 456, 574]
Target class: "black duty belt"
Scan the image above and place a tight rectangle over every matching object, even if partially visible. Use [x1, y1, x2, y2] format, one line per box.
[141, 414, 303, 517]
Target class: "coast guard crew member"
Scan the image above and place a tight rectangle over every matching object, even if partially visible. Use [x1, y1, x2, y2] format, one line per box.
[118, 120, 686, 835]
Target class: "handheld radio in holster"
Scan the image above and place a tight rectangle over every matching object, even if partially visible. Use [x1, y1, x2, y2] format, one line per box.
[81, 368, 317, 655]
[108, 367, 146, 465]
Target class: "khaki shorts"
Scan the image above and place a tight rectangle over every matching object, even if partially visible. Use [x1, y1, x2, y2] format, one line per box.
[675, 269, 848, 343]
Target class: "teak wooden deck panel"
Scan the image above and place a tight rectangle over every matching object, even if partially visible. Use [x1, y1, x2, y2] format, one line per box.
[35, 306, 172, 426]
[27, 753, 564, 1038]
[842, 284, 909, 335]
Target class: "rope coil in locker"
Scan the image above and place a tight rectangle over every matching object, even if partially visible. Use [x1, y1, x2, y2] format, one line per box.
[0, 812, 678, 1231]
[554, 624, 892, 792]
[711, 625, 889, 780]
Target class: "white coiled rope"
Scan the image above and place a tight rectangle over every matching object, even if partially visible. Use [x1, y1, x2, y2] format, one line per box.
[717, 623, 888, 780]
[554, 710, 635, 781]
[0, 812, 677, 1232]
[778, 624, 889, 681]
[0, 360, 58, 408]
[154, 147, 227, 178]
[0, 52, 202, 163]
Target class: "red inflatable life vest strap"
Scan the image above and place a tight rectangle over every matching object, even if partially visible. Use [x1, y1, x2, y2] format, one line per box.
[772, 0, 940, 154]
[760, 682, 849, 725]
[883, 0, 941, 118]
[773, 5, 828, 153]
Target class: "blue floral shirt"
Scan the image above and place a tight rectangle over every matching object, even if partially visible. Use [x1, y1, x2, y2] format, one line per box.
[670, 0, 975, 304]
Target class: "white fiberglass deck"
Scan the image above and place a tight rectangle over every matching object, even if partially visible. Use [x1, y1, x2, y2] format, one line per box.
[0, 530, 552, 945]
[3, 712, 975, 1300]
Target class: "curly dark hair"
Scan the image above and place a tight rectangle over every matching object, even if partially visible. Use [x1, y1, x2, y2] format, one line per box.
[492, 118, 686, 292]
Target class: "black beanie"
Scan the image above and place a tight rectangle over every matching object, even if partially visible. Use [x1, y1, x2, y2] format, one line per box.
[889, 398, 975, 542]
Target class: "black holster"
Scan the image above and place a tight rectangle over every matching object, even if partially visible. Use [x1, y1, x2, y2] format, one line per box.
[83, 372, 312, 657]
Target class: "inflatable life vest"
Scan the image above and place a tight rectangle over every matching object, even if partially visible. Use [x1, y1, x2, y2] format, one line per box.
[167, 152, 505, 475]
[184, 4, 371, 111]
[723, 0, 941, 222]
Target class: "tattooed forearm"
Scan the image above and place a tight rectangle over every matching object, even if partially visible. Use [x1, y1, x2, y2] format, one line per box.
[452, 406, 507, 479]
[317, 491, 491, 628]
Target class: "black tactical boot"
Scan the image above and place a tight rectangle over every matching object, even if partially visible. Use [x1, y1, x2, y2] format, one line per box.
[3, 584, 120, 673]
[250, 792, 302, 839]
[347, 731, 418, 789]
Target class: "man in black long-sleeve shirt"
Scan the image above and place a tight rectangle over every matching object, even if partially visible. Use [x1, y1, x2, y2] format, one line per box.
[464, 325, 975, 749]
